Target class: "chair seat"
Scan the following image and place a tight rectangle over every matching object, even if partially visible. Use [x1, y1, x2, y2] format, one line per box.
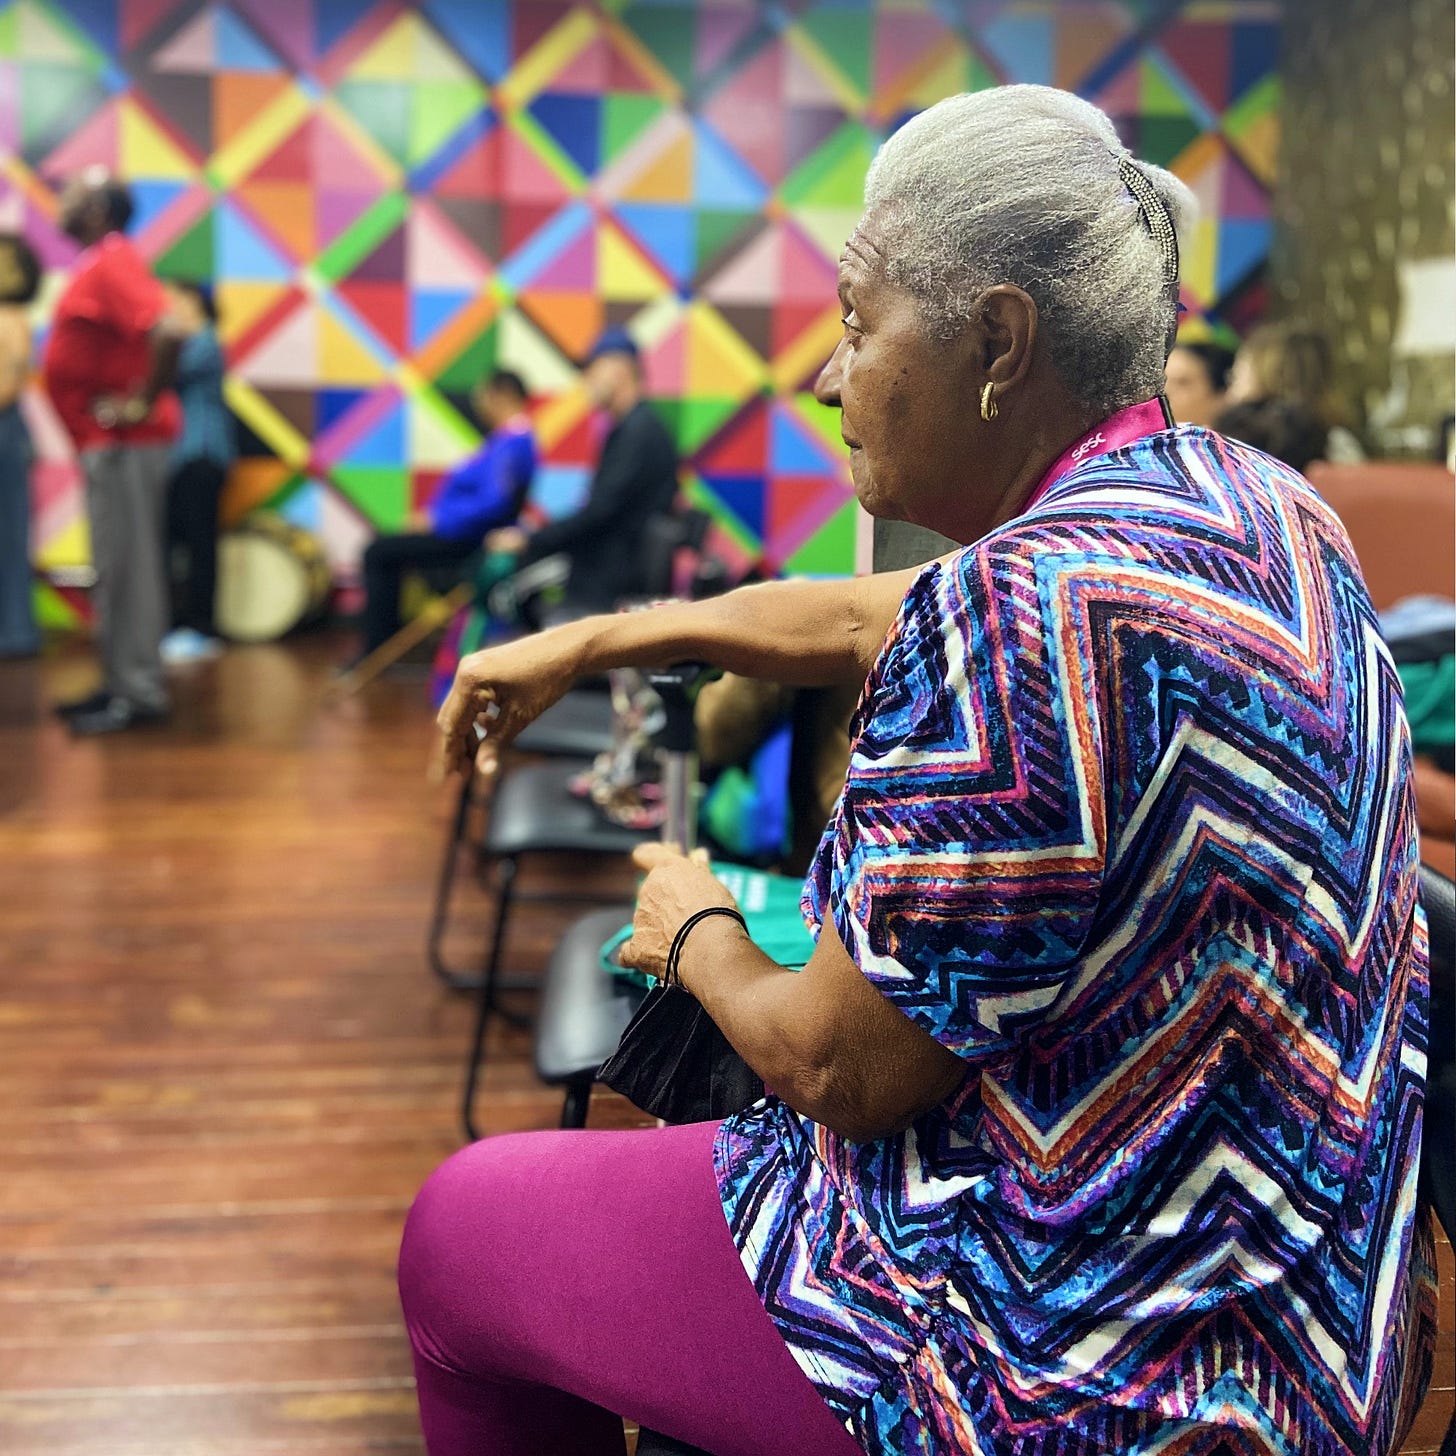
[484, 760, 653, 858]
[513, 689, 615, 759]
[534, 905, 646, 1084]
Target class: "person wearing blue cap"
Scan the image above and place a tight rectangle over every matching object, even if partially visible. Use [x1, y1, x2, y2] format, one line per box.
[485, 327, 678, 611]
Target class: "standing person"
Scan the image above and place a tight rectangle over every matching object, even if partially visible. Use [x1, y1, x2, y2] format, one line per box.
[487, 330, 678, 612]
[0, 233, 41, 658]
[42, 168, 181, 736]
[357, 369, 537, 658]
[1163, 339, 1233, 427]
[160, 280, 233, 666]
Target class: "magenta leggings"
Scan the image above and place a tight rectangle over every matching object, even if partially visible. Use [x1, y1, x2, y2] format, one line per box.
[398, 1119, 863, 1456]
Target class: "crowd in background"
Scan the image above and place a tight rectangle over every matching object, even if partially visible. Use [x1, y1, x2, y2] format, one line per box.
[0, 166, 1451, 739]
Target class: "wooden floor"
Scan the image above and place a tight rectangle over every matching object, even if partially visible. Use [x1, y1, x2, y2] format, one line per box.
[0, 631, 1450, 1455]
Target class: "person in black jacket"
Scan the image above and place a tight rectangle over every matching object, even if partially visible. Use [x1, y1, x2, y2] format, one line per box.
[486, 329, 678, 610]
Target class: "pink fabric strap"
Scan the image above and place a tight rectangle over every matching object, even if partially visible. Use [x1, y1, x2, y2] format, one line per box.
[1023, 396, 1169, 513]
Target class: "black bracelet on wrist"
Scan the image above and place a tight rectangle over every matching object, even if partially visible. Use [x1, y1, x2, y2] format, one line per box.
[662, 906, 747, 990]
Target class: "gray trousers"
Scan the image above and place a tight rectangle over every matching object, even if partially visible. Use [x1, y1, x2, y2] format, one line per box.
[81, 443, 171, 711]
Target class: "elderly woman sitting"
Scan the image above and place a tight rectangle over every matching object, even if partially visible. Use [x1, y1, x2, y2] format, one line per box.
[404, 86, 1433, 1456]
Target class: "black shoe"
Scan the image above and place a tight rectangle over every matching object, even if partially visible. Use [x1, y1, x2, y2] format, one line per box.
[67, 697, 169, 737]
[54, 689, 111, 719]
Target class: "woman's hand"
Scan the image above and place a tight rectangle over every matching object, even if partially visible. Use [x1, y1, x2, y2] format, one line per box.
[436, 629, 583, 777]
[619, 843, 741, 984]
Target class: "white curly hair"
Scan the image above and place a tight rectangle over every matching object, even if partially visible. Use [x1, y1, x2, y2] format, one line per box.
[863, 85, 1197, 418]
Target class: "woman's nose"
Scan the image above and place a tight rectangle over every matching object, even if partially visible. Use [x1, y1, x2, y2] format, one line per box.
[814, 339, 846, 407]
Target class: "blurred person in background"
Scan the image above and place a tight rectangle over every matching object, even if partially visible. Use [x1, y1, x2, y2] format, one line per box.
[0, 233, 42, 658]
[486, 329, 678, 613]
[1226, 321, 1366, 461]
[42, 168, 180, 736]
[357, 369, 537, 658]
[1163, 339, 1233, 426]
[160, 280, 232, 667]
[1213, 396, 1330, 474]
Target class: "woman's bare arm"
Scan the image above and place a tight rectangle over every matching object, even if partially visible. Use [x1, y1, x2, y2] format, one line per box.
[0, 313, 31, 412]
[438, 563, 942, 774]
[619, 844, 966, 1142]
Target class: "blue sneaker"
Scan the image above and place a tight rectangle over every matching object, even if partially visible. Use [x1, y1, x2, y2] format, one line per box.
[161, 629, 224, 666]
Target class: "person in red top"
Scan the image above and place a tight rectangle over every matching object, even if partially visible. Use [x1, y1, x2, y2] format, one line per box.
[44, 168, 182, 735]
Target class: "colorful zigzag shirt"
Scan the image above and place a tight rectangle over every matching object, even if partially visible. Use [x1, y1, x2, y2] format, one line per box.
[714, 426, 1435, 1455]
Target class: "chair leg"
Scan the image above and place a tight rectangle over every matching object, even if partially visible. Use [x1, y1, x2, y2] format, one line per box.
[481, 856, 531, 1030]
[428, 772, 488, 989]
[559, 1079, 592, 1129]
[460, 856, 519, 1143]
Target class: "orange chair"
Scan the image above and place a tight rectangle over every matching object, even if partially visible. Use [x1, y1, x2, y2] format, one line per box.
[1307, 462, 1455, 877]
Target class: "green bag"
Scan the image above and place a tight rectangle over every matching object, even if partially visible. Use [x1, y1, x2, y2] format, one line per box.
[602, 861, 816, 988]
[1397, 655, 1455, 761]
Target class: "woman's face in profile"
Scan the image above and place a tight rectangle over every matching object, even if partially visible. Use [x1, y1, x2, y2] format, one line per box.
[814, 221, 984, 534]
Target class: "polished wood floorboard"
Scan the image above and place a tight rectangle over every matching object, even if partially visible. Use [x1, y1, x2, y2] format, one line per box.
[0, 633, 1449, 1454]
[0, 634, 650, 1455]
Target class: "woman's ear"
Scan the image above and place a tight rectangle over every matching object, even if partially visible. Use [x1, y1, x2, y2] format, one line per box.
[978, 285, 1039, 391]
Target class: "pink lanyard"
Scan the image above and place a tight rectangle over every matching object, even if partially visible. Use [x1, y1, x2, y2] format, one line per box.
[1022, 397, 1170, 513]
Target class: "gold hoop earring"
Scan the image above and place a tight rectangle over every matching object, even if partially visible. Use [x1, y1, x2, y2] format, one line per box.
[980, 383, 998, 422]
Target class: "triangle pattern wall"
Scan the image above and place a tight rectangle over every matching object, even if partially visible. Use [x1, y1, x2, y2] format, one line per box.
[1, 0, 1281, 622]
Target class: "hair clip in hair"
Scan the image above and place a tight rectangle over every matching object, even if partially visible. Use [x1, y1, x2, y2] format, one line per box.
[1118, 154, 1180, 291]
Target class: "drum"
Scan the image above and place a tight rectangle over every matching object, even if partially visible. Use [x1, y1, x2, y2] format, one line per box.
[215, 514, 331, 643]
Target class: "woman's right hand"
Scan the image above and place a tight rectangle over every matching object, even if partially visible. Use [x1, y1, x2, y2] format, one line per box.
[436, 629, 583, 778]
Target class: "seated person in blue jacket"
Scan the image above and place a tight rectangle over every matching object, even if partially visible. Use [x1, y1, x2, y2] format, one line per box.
[484, 330, 679, 613]
[358, 368, 536, 654]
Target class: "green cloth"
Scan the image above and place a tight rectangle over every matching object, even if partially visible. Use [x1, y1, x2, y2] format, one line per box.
[1398, 656, 1455, 756]
[603, 861, 815, 987]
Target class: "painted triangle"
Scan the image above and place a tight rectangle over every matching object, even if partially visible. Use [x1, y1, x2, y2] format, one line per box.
[528, 224, 597, 292]
[340, 401, 406, 466]
[796, 9, 871, 95]
[137, 71, 213, 154]
[349, 224, 406, 282]
[436, 196, 504, 261]
[1157, 20, 1231, 112]
[122, 0, 180, 52]
[520, 291, 603, 362]
[214, 5, 281, 71]
[979, 13, 1054, 84]
[410, 289, 474, 352]
[236, 300, 317, 385]
[693, 121, 766, 210]
[256, 386, 315, 436]
[614, 203, 695, 285]
[315, 387, 372, 436]
[408, 201, 491, 291]
[769, 406, 833, 473]
[871, 12, 951, 97]
[698, 400, 769, 474]
[701, 474, 765, 540]
[151, 6, 216, 72]
[421, 0, 513, 83]
[697, 4, 760, 77]
[337, 278, 408, 351]
[39, 96, 119, 178]
[213, 71, 291, 148]
[529, 92, 601, 178]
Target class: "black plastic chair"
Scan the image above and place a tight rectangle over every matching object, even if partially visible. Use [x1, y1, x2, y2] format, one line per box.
[426, 689, 619, 988]
[456, 760, 653, 1140]
[531, 904, 645, 1130]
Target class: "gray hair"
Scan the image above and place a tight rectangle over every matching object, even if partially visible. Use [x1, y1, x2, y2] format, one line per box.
[863, 85, 1197, 419]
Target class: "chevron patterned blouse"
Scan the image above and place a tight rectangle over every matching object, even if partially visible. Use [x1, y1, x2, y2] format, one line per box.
[714, 426, 1435, 1456]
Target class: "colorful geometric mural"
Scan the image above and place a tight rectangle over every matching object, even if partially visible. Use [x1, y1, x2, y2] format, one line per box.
[0, 0, 1281, 624]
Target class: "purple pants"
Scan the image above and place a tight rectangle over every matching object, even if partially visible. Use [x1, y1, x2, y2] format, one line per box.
[398, 1119, 863, 1456]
